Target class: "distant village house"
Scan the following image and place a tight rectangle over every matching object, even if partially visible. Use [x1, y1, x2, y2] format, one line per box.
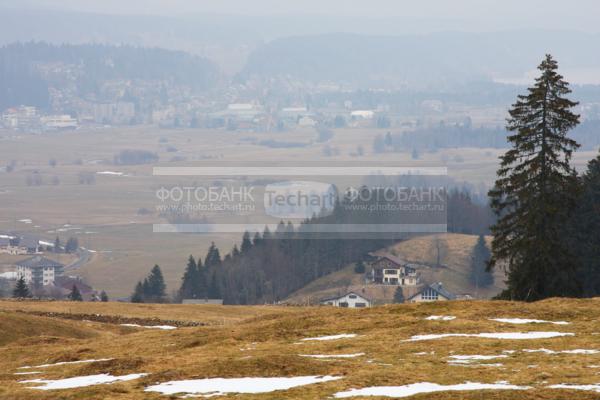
[407, 282, 457, 303]
[370, 255, 419, 286]
[320, 292, 371, 308]
[15, 256, 64, 287]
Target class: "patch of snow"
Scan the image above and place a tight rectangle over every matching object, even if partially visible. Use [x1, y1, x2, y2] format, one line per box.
[0, 271, 17, 279]
[22, 373, 147, 390]
[449, 363, 504, 368]
[19, 358, 113, 369]
[491, 318, 570, 325]
[334, 381, 531, 398]
[19, 219, 32, 224]
[300, 353, 365, 359]
[96, 171, 124, 176]
[39, 240, 54, 247]
[448, 355, 508, 365]
[502, 350, 516, 354]
[425, 316, 456, 321]
[0, 234, 15, 239]
[120, 324, 176, 330]
[549, 384, 600, 393]
[301, 334, 357, 342]
[144, 376, 341, 396]
[14, 372, 42, 375]
[523, 348, 599, 355]
[405, 332, 574, 341]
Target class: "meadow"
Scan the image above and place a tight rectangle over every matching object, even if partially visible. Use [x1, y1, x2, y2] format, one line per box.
[2, 299, 600, 399]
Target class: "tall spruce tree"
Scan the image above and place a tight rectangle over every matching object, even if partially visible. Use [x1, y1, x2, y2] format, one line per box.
[131, 281, 144, 303]
[489, 54, 581, 301]
[470, 235, 494, 289]
[179, 255, 199, 300]
[68, 285, 83, 301]
[240, 231, 253, 253]
[146, 265, 166, 302]
[393, 287, 405, 304]
[205, 243, 222, 299]
[196, 257, 208, 299]
[13, 276, 31, 298]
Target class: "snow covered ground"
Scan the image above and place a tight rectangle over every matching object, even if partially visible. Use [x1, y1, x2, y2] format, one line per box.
[144, 376, 341, 396]
[300, 353, 365, 359]
[300, 334, 358, 341]
[22, 373, 147, 390]
[120, 324, 177, 330]
[405, 332, 574, 341]
[334, 381, 531, 398]
[425, 315, 456, 321]
[491, 318, 570, 325]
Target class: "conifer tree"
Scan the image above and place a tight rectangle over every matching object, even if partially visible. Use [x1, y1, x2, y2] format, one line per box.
[354, 260, 366, 274]
[393, 287, 405, 304]
[146, 265, 166, 302]
[196, 257, 208, 298]
[489, 54, 581, 301]
[13, 276, 31, 298]
[69, 284, 83, 301]
[571, 151, 600, 295]
[240, 231, 253, 253]
[470, 235, 494, 289]
[131, 281, 144, 303]
[179, 255, 198, 300]
[100, 290, 109, 302]
[204, 242, 222, 268]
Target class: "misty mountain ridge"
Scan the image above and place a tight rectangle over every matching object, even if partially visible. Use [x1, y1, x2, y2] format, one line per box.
[240, 31, 600, 88]
[0, 42, 220, 111]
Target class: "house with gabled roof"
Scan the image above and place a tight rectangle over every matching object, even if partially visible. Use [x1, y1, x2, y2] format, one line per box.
[370, 255, 419, 287]
[407, 282, 457, 303]
[320, 291, 371, 308]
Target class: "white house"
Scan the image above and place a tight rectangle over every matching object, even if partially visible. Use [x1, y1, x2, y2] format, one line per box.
[16, 256, 64, 287]
[320, 292, 371, 308]
[370, 255, 419, 286]
[407, 282, 457, 303]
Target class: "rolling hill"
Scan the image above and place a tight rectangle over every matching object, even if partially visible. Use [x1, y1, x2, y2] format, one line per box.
[285, 233, 506, 305]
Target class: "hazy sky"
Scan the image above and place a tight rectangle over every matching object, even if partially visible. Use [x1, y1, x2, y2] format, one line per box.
[3, 0, 599, 34]
[10, 0, 600, 20]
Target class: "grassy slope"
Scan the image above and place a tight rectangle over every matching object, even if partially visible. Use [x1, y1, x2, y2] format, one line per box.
[2, 299, 600, 399]
[286, 233, 507, 305]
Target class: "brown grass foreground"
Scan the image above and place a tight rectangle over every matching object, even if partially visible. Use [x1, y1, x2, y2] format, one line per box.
[2, 299, 600, 399]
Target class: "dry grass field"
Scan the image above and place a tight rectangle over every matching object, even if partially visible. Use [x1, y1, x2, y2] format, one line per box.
[3, 299, 600, 399]
[1, 126, 597, 297]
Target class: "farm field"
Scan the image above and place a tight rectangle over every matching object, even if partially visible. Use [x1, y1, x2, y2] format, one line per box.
[1, 126, 597, 297]
[2, 299, 600, 399]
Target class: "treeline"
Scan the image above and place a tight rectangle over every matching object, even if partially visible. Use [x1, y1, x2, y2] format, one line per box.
[132, 185, 493, 305]
[375, 119, 600, 153]
[0, 42, 219, 110]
